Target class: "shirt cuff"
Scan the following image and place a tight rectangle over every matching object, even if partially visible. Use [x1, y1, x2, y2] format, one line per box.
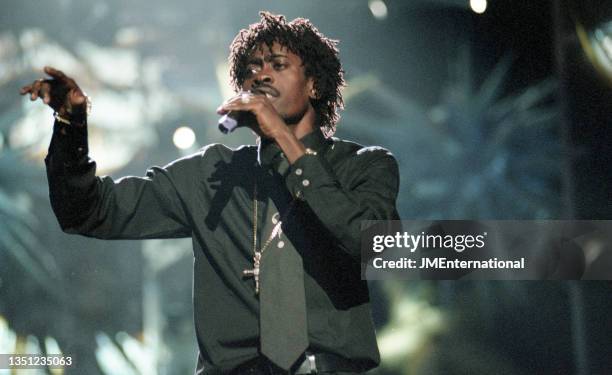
[50, 120, 89, 165]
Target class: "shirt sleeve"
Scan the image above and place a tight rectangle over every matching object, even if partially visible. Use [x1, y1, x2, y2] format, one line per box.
[284, 146, 400, 259]
[45, 121, 192, 239]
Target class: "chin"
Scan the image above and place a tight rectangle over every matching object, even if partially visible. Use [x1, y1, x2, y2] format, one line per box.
[283, 108, 310, 125]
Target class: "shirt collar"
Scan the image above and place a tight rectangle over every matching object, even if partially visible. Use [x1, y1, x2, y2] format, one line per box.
[300, 128, 327, 151]
[257, 128, 328, 167]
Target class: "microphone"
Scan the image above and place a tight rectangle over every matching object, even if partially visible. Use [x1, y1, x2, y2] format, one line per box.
[218, 111, 257, 134]
[218, 90, 265, 134]
[218, 111, 243, 134]
[217, 111, 257, 134]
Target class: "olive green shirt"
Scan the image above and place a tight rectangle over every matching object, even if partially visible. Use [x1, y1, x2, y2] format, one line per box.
[45, 121, 400, 372]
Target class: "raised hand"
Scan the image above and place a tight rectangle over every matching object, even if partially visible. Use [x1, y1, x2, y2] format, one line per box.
[217, 91, 289, 140]
[217, 90, 309, 164]
[19, 66, 88, 118]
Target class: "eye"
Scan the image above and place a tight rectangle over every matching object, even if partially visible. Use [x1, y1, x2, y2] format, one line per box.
[273, 62, 286, 70]
[245, 65, 260, 77]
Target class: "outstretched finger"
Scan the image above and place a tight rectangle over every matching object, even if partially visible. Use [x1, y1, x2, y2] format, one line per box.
[30, 79, 43, 101]
[44, 66, 66, 80]
[39, 82, 52, 104]
[20, 84, 32, 95]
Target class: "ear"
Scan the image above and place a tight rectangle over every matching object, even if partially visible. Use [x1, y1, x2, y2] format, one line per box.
[307, 77, 317, 99]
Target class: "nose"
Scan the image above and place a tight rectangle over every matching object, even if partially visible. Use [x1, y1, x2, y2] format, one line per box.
[253, 66, 273, 86]
[253, 74, 272, 86]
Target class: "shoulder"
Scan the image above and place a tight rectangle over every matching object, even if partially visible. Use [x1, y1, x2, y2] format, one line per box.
[327, 136, 397, 167]
[169, 143, 256, 163]
[161, 143, 257, 173]
[196, 143, 256, 160]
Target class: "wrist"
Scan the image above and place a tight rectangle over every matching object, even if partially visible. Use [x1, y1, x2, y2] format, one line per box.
[59, 95, 91, 120]
[53, 112, 87, 127]
[273, 126, 293, 144]
[275, 131, 307, 164]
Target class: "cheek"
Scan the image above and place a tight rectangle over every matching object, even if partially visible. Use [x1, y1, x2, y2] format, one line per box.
[290, 81, 310, 104]
[285, 92, 309, 112]
[241, 80, 253, 91]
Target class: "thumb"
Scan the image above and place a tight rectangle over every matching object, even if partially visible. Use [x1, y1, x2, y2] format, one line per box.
[69, 88, 86, 106]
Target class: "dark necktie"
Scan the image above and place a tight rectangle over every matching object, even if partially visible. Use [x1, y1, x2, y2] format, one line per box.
[258, 155, 309, 370]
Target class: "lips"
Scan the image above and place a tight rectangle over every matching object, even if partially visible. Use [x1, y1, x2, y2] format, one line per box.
[251, 85, 279, 99]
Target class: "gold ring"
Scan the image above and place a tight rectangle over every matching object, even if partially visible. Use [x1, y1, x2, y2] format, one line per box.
[241, 92, 250, 104]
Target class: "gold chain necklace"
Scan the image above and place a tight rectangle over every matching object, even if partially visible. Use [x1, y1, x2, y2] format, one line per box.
[243, 181, 292, 294]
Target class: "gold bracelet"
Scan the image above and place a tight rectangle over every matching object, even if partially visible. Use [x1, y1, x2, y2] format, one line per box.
[54, 113, 71, 125]
[55, 95, 91, 126]
[304, 148, 317, 156]
[54, 112, 85, 127]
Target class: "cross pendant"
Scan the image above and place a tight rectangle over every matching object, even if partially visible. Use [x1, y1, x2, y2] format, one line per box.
[243, 251, 262, 294]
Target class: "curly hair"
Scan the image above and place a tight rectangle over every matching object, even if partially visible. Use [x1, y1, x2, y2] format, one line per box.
[229, 11, 345, 137]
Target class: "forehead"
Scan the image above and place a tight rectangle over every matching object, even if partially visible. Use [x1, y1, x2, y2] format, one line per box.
[247, 41, 302, 63]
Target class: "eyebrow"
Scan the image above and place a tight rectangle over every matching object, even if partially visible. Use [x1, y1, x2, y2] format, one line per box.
[247, 53, 288, 64]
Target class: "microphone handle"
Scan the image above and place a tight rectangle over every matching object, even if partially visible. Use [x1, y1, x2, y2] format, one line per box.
[218, 111, 256, 134]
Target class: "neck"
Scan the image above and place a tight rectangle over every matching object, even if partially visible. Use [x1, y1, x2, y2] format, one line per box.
[287, 104, 317, 140]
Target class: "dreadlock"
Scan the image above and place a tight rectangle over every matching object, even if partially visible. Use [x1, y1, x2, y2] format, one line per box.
[229, 11, 345, 137]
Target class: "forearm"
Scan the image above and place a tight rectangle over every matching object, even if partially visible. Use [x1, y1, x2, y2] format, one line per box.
[285, 150, 400, 259]
[45, 120, 98, 231]
[274, 129, 306, 164]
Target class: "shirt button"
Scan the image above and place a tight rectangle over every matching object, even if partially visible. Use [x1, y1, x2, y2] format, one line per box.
[295, 168, 303, 176]
[302, 179, 310, 187]
[277, 241, 285, 248]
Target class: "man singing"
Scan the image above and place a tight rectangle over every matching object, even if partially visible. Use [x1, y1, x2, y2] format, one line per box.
[21, 11, 399, 375]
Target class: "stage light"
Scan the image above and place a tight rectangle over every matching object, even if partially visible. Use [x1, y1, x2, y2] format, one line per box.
[173, 126, 196, 150]
[470, 0, 487, 14]
[369, 0, 388, 20]
[576, 10, 612, 84]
